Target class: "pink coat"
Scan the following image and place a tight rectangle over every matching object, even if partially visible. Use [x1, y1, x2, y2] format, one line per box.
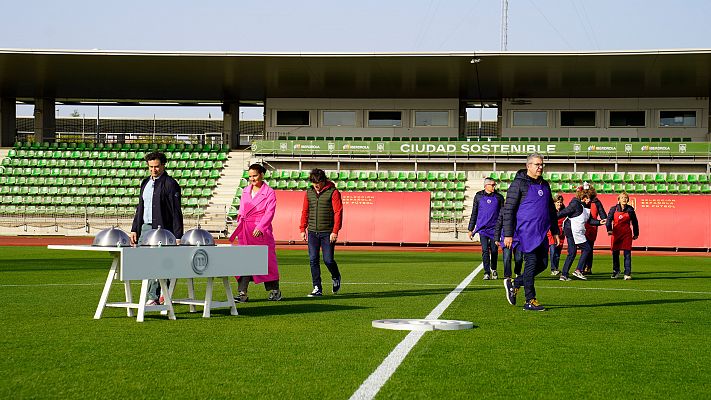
[229, 183, 279, 284]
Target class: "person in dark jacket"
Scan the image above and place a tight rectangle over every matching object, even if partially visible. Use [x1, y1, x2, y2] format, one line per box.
[130, 151, 184, 305]
[502, 153, 560, 311]
[606, 192, 639, 280]
[582, 185, 607, 275]
[557, 187, 606, 281]
[300, 168, 343, 297]
[494, 213, 523, 279]
[468, 177, 505, 280]
[547, 194, 566, 276]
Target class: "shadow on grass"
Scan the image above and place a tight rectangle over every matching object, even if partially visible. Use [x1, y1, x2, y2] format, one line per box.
[165, 302, 370, 318]
[549, 297, 711, 310]
[305, 286, 497, 301]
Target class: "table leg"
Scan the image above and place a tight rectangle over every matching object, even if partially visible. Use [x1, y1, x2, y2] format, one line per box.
[123, 280, 134, 317]
[94, 255, 119, 320]
[222, 277, 238, 316]
[187, 278, 196, 313]
[159, 279, 175, 320]
[203, 277, 214, 318]
[137, 279, 149, 322]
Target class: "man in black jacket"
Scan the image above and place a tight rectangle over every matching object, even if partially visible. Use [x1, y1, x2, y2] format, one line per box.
[130, 151, 184, 305]
[502, 153, 560, 311]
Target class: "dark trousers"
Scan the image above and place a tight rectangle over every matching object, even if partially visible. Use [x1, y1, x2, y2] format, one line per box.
[308, 231, 341, 290]
[612, 250, 632, 276]
[513, 240, 549, 302]
[549, 244, 562, 271]
[237, 276, 279, 292]
[480, 235, 498, 274]
[561, 230, 592, 277]
[503, 246, 523, 278]
[139, 223, 170, 301]
[584, 238, 596, 271]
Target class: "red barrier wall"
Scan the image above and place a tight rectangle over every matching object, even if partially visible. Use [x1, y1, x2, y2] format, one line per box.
[561, 194, 711, 249]
[270, 191, 431, 244]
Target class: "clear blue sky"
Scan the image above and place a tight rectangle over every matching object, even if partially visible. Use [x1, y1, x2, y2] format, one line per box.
[4, 0, 710, 120]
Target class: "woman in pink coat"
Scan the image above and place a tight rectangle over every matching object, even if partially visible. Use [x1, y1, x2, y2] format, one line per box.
[229, 163, 281, 302]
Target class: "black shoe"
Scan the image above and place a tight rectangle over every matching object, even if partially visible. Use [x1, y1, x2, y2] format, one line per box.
[234, 291, 249, 303]
[611, 271, 620, 279]
[504, 278, 518, 305]
[308, 286, 323, 297]
[332, 277, 341, 294]
[524, 299, 545, 311]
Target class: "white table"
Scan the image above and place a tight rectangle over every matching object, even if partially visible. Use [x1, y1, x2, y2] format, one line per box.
[48, 244, 268, 322]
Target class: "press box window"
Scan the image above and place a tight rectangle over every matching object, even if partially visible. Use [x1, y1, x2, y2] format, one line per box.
[660, 111, 696, 127]
[368, 111, 402, 127]
[415, 111, 449, 127]
[276, 110, 310, 126]
[560, 111, 596, 127]
[511, 111, 547, 127]
[609, 111, 645, 127]
[323, 111, 356, 127]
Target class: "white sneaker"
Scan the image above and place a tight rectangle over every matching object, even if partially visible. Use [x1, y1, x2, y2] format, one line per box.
[145, 299, 159, 306]
[483, 274, 491, 280]
[572, 270, 587, 280]
[491, 270, 498, 280]
[308, 286, 323, 297]
[551, 270, 561, 276]
[624, 275, 632, 280]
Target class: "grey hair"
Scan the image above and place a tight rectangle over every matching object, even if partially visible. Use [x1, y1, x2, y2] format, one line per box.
[526, 152, 544, 164]
[483, 177, 496, 186]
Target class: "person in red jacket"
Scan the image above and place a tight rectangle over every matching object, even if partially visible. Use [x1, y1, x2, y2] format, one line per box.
[582, 184, 606, 275]
[547, 194, 566, 276]
[606, 192, 639, 280]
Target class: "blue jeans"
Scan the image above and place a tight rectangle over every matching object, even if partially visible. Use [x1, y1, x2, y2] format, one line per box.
[513, 239, 549, 302]
[549, 244, 562, 271]
[308, 231, 341, 290]
[139, 223, 169, 301]
[502, 246, 523, 278]
[480, 235, 498, 274]
[612, 250, 632, 276]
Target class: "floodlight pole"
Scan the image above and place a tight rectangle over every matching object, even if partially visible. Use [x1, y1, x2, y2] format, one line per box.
[500, 0, 509, 51]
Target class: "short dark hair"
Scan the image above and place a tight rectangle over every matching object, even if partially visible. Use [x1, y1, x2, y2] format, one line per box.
[309, 168, 327, 183]
[248, 163, 266, 174]
[145, 151, 167, 165]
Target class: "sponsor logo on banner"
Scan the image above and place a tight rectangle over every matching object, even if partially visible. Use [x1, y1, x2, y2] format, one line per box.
[342, 143, 371, 150]
[640, 145, 672, 152]
[294, 143, 322, 150]
[399, 143, 556, 155]
[328, 142, 335, 151]
[377, 142, 385, 152]
[625, 144, 633, 153]
[279, 142, 287, 151]
[679, 144, 686, 153]
[587, 145, 617, 152]
[573, 144, 581, 152]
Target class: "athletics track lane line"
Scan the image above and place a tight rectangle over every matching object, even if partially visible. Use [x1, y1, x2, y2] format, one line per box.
[348, 263, 484, 400]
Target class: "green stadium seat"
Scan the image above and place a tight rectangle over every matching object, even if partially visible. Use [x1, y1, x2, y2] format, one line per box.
[549, 173, 561, 183]
[667, 184, 679, 194]
[677, 184, 690, 194]
[654, 173, 667, 183]
[643, 173, 655, 183]
[699, 174, 709, 184]
[690, 184, 701, 194]
[701, 184, 711, 194]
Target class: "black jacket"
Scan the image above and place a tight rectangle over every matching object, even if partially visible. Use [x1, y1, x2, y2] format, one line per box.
[467, 190, 505, 232]
[558, 197, 602, 233]
[131, 173, 184, 237]
[502, 169, 560, 238]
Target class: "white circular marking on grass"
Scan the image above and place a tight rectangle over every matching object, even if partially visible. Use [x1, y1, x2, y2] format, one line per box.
[349, 263, 484, 400]
[372, 319, 474, 331]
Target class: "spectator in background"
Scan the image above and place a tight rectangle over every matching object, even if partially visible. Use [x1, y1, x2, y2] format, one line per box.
[606, 192, 639, 280]
[229, 163, 281, 302]
[468, 177, 505, 280]
[502, 153, 560, 311]
[557, 187, 606, 281]
[130, 151, 184, 306]
[300, 168, 343, 297]
[548, 194, 566, 276]
[582, 184, 607, 275]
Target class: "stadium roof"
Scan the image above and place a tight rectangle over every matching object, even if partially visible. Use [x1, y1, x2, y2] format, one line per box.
[1, 48, 711, 104]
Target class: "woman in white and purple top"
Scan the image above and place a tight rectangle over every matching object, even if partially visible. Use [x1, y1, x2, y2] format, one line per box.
[502, 153, 560, 312]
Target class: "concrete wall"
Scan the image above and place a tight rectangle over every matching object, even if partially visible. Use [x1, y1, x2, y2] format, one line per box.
[264, 98, 459, 139]
[501, 97, 709, 140]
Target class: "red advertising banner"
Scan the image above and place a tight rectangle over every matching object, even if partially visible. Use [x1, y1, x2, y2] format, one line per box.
[270, 191, 431, 244]
[561, 194, 711, 249]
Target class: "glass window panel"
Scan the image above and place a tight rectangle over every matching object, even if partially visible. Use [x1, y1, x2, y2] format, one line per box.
[660, 111, 696, 127]
[276, 111, 310, 126]
[561, 111, 596, 127]
[368, 111, 402, 127]
[609, 111, 645, 127]
[512, 111, 547, 127]
[323, 111, 356, 127]
[415, 111, 449, 127]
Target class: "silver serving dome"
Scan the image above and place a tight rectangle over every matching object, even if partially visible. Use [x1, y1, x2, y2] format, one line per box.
[93, 227, 131, 247]
[137, 226, 177, 247]
[180, 227, 216, 246]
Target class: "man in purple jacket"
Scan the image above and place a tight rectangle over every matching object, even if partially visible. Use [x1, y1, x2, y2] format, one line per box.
[468, 177, 505, 280]
[502, 153, 560, 311]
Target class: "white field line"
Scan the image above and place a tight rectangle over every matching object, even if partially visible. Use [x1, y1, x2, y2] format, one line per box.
[348, 263, 484, 400]
[1, 281, 710, 296]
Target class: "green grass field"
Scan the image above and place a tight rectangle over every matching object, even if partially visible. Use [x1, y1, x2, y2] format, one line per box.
[1, 247, 710, 399]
